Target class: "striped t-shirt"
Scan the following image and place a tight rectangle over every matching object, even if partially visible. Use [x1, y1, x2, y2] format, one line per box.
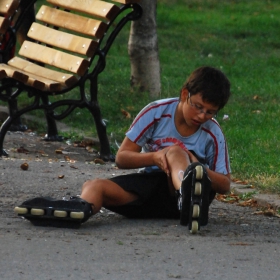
[126, 97, 231, 175]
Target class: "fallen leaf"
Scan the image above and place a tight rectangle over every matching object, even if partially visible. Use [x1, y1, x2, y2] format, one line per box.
[121, 109, 131, 119]
[64, 156, 70, 161]
[94, 158, 105, 165]
[70, 165, 78, 169]
[17, 147, 29, 153]
[20, 162, 29, 170]
[86, 146, 94, 153]
[253, 211, 264, 215]
[74, 139, 96, 148]
[217, 192, 279, 218]
[263, 209, 275, 217]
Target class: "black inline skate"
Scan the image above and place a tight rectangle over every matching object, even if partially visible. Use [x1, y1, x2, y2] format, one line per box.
[177, 162, 211, 234]
[14, 196, 93, 228]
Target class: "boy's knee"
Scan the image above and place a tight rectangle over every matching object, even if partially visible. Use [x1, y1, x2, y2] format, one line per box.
[165, 145, 190, 168]
[82, 178, 104, 192]
[166, 145, 187, 157]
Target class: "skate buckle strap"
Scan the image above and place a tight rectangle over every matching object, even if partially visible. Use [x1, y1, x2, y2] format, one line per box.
[182, 168, 193, 181]
[178, 170, 184, 182]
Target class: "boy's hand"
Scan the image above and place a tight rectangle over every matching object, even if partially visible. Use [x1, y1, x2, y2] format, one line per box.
[186, 150, 199, 163]
[153, 147, 171, 176]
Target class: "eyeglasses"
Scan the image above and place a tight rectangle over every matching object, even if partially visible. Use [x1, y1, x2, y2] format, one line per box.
[188, 92, 217, 117]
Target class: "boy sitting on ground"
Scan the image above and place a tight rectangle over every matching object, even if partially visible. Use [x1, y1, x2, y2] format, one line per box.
[15, 66, 231, 233]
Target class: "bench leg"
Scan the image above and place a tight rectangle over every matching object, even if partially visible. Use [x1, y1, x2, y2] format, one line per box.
[41, 95, 63, 142]
[0, 115, 15, 156]
[90, 105, 114, 162]
[89, 78, 114, 162]
[8, 99, 28, 132]
[0, 86, 28, 132]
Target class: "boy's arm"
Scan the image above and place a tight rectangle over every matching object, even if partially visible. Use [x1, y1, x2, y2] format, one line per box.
[187, 150, 231, 194]
[116, 137, 170, 174]
[205, 169, 231, 194]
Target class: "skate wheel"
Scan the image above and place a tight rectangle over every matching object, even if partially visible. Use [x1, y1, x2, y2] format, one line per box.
[70, 211, 84, 220]
[54, 210, 68, 218]
[192, 204, 200, 218]
[194, 182, 202, 195]
[14, 206, 28, 215]
[195, 165, 203, 180]
[190, 221, 199, 234]
[30, 208, 45, 216]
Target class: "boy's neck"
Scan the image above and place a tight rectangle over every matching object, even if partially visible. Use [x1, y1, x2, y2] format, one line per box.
[174, 104, 200, 137]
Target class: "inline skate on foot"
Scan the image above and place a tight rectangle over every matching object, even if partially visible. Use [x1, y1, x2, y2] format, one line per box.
[177, 162, 211, 234]
[14, 196, 93, 228]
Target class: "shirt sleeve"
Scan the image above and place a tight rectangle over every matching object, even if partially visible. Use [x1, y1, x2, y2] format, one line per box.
[204, 125, 231, 175]
[126, 102, 156, 147]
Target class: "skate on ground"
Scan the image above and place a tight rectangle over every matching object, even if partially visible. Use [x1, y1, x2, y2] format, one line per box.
[14, 196, 93, 229]
[178, 162, 211, 234]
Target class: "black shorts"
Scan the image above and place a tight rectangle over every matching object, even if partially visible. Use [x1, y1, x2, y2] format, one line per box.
[105, 171, 216, 219]
[106, 172, 181, 219]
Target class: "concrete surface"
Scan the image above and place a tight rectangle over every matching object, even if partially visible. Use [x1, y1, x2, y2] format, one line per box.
[0, 130, 279, 280]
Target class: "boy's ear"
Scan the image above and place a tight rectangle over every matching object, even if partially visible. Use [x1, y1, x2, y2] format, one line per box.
[180, 88, 188, 102]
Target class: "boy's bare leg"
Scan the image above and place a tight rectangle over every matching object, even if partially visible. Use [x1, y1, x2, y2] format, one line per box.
[80, 179, 139, 214]
[165, 145, 191, 192]
[165, 146, 212, 232]
[14, 179, 138, 227]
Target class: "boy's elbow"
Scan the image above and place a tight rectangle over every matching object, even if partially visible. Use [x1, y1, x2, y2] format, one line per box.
[115, 154, 122, 168]
[115, 152, 127, 169]
[218, 176, 231, 194]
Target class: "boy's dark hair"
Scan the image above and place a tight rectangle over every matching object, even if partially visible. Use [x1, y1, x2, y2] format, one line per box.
[182, 66, 231, 110]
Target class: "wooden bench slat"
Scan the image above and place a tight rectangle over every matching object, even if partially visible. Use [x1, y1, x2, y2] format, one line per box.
[0, 0, 20, 16]
[19, 41, 89, 76]
[0, 16, 10, 34]
[2, 61, 63, 92]
[111, 0, 140, 4]
[28, 23, 98, 57]
[23, 76, 45, 91]
[8, 57, 78, 87]
[24, 73, 62, 92]
[47, 0, 120, 21]
[0, 63, 29, 83]
[36, 6, 107, 39]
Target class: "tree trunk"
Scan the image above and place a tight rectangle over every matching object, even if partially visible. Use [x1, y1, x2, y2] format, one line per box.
[128, 0, 160, 98]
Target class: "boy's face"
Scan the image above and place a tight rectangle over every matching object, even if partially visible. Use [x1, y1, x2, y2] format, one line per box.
[180, 89, 219, 127]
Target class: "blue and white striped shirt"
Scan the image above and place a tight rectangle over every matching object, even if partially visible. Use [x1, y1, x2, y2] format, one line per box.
[126, 97, 231, 174]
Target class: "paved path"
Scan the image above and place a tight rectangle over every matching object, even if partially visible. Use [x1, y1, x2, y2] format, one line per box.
[0, 132, 279, 280]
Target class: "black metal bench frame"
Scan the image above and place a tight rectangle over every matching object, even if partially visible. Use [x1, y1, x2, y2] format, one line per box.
[0, 0, 36, 132]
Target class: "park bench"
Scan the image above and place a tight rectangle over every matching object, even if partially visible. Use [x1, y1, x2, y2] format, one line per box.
[0, 0, 142, 161]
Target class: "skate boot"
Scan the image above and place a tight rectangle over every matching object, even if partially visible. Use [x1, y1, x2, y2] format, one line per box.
[14, 196, 94, 229]
[178, 162, 211, 234]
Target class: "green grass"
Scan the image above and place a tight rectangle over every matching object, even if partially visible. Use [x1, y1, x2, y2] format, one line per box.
[2, 0, 280, 194]
[156, 0, 280, 194]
